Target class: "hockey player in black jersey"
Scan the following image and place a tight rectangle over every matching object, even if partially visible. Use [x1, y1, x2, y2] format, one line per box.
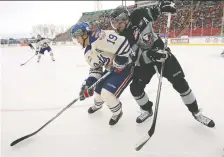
[109, 1, 215, 127]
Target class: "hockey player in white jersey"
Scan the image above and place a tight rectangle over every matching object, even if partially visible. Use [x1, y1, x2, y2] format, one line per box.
[71, 22, 134, 125]
[35, 34, 55, 63]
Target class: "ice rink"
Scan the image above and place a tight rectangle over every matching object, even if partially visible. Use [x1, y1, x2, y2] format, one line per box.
[1, 45, 224, 157]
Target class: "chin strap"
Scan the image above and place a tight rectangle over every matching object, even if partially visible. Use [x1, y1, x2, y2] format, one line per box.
[82, 36, 88, 48]
[81, 32, 90, 48]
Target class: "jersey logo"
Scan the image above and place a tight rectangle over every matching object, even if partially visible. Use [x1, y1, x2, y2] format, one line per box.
[142, 33, 153, 45]
[98, 30, 106, 40]
[93, 54, 110, 68]
[95, 48, 104, 53]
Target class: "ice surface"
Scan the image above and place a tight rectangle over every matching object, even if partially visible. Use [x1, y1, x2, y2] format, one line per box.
[1, 45, 224, 157]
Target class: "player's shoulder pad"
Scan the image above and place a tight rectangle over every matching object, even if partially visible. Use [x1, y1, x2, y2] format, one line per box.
[95, 30, 117, 41]
[105, 30, 119, 38]
[96, 30, 106, 40]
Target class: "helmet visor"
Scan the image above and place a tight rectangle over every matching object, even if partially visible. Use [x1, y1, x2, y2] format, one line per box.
[111, 18, 128, 30]
[110, 12, 128, 29]
[71, 31, 84, 45]
[71, 29, 84, 39]
[110, 18, 119, 29]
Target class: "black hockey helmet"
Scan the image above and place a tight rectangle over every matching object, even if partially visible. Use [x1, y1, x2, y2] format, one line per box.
[109, 6, 130, 29]
[37, 34, 41, 39]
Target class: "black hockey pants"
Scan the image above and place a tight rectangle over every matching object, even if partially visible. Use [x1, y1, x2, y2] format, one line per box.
[130, 53, 190, 97]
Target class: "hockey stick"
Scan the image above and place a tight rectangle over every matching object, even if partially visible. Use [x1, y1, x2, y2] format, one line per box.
[28, 43, 35, 50]
[20, 54, 36, 66]
[154, 65, 160, 79]
[135, 13, 172, 151]
[20, 43, 37, 66]
[10, 69, 113, 146]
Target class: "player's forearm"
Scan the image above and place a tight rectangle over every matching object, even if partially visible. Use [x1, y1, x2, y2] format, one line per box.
[88, 67, 103, 80]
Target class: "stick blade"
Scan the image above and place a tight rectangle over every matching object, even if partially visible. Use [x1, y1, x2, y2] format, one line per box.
[10, 133, 34, 146]
[135, 134, 151, 151]
[148, 123, 155, 136]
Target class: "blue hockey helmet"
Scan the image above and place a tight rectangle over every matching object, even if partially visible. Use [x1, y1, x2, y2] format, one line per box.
[71, 22, 90, 38]
[71, 22, 91, 48]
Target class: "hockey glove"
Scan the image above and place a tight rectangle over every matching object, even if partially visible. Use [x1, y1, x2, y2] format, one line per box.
[159, 0, 176, 14]
[147, 47, 170, 63]
[28, 43, 35, 50]
[79, 78, 96, 101]
[111, 55, 129, 73]
[35, 51, 39, 55]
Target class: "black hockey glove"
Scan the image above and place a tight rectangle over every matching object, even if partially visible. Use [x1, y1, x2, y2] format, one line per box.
[159, 0, 176, 14]
[111, 55, 130, 73]
[147, 47, 171, 63]
[35, 51, 39, 55]
[79, 79, 95, 101]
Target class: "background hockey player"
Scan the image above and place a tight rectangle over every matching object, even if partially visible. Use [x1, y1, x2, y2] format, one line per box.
[71, 22, 134, 126]
[35, 34, 55, 63]
[109, 1, 215, 127]
[221, 50, 224, 57]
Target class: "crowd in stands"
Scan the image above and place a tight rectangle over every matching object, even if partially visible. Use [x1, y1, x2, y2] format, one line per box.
[2, 1, 222, 44]
[85, 1, 222, 35]
[54, 1, 223, 41]
[149, 1, 223, 36]
[191, 1, 223, 29]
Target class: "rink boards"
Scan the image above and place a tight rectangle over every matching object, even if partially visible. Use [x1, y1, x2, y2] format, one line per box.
[1, 37, 224, 48]
[168, 37, 224, 46]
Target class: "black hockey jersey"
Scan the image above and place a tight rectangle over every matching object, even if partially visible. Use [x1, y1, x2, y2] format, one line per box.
[119, 7, 165, 65]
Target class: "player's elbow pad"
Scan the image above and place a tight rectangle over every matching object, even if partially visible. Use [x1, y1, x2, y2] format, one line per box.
[89, 67, 103, 79]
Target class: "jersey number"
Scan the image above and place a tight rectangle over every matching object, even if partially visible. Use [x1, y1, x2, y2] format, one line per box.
[107, 34, 117, 45]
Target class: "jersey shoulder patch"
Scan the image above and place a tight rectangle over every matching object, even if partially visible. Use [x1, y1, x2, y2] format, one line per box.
[142, 32, 153, 45]
[98, 30, 106, 40]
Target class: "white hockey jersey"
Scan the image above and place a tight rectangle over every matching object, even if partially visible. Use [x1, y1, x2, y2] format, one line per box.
[35, 38, 51, 51]
[84, 30, 133, 80]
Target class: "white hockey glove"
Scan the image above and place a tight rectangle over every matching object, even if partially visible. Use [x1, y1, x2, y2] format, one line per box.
[147, 47, 171, 63]
[111, 55, 129, 73]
